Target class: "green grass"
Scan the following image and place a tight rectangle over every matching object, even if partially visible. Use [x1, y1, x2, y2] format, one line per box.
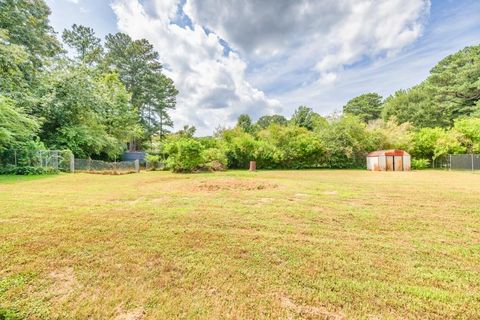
[1, 170, 479, 319]
[0, 174, 56, 184]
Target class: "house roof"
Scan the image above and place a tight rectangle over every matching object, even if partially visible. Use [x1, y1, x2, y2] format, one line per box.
[367, 149, 410, 157]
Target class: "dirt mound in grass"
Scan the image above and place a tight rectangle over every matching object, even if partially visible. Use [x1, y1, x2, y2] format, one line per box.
[193, 179, 277, 192]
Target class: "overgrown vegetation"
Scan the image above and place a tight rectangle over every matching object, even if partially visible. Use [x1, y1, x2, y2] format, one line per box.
[148, 45, 480, 172]
[0, 165, 58, 175]
[0, 0, 177, 170]
[1, 0, 479, 173]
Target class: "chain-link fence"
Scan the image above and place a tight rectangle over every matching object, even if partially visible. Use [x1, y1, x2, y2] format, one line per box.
[0, 149, 74, 172]
[435, 154, 480, 171]
[0, 148, 142, 175]
[73, 158, 139, 174]
[36, 150, 74, 172]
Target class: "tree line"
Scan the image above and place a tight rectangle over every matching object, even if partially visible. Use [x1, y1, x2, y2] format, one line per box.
[1, 0, 479, 172]
[0, 0, 177, 166]
[153, 45, 480, 172]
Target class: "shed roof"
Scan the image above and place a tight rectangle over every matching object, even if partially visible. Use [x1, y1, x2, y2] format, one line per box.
[367, 149, 410, 157]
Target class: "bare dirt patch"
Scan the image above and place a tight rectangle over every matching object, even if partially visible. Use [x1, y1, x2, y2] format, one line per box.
[110, 197, 144, 205]
[322, 191, 338, 195]
[295, 193, 309, 197]
[192, 179, 277, 192]
[114, 308, 145, 320]
[49, 267, 78, 298]
[281, 297, 344, 320]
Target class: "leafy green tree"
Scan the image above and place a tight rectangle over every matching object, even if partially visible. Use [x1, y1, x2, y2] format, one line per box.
[453, 117, 480, 153]
[219, 127, 258, 168]
[383, 45, 480, 128]
[381, 85, 444, 127]
[0, 29, 30, 97]
[290, 106, 322, 131]
[428, 45, 480, 120]
[164, 137, 204, 172]
[96, 73, 142, 146]
[201, 147, 227, 171]
[343, 93, 383, 122]
[34, 64, 138, 158]
[256, 114, 287, 129]
[176, 125, 197, 138]
[236, 114, 254, 133]
[62, 24, 103, 64]
[367, 118, 413, 152]
[412, 127, 465, 161]
[434, 130, 465, 160]
[320, 115, 374, 168]
[290, 106, 313, 130]
[411, 128, 444, 160]
[104, 33, 178, 143]
[257, 125, 325, 169]
[142, 73, 177, 139]
[0, 0, 61, 67]
[0, 96, 38, 151]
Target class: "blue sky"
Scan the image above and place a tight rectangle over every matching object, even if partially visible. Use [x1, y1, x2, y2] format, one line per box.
[45, 0, 480, 135]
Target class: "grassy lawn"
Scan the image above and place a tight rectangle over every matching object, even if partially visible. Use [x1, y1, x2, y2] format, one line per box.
[1, 170, 479, 319]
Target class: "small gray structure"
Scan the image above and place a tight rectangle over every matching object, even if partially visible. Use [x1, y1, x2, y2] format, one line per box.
[122, 151, 145, 163]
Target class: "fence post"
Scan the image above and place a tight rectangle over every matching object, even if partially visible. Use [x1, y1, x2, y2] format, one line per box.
[134, 159, 140, 173]
[449, 154, 452, 171]
[472, 154, 474, 172]
[70, 155, 75, 173]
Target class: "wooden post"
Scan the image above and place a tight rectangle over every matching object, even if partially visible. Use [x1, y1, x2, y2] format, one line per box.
[135, 159, 140, 173]
[70, 155, 75, 173]
[249, 161, 256, 171]
[472, 154, 474, 172]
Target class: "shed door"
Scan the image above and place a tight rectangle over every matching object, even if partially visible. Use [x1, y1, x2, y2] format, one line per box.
[386, 156, 394, 171]
[394, 156, 403, 171]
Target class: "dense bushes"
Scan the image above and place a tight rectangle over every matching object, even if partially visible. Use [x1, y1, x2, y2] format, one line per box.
[256, 125, 325, 169]
[0, 165, 59, 175]
[201, 147, 227, 171]
[165, 138, 204, 172]
[163, 137, 226, 172]
[155, 111, 480, 173]
[411, 159, 431, 170]
[167, 45, 477, 172]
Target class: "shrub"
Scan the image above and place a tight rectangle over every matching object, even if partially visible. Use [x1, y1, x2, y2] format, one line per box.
[201, 147, 227, 171]
[0, 165, 59, 175]
[145, 154, 163, 171]
[411, 158, 431, 170]
[219, 128, 258, 169]
[165, 138, 204, 172]
[320, 115, 374, 168]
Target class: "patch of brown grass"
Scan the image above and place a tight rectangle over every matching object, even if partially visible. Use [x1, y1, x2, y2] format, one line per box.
[191, 178, 278, 192]
[48, 267, 78, 300]
[281, 296, 345, 320]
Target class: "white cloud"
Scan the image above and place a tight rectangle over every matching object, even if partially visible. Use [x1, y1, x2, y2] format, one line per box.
[276, 3, 480, 118]
[111, 0, 280, 135]
[111, 0, 431, 134]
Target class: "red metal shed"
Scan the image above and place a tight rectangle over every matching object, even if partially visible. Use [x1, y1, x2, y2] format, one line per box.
[367, 150, 411, 171]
